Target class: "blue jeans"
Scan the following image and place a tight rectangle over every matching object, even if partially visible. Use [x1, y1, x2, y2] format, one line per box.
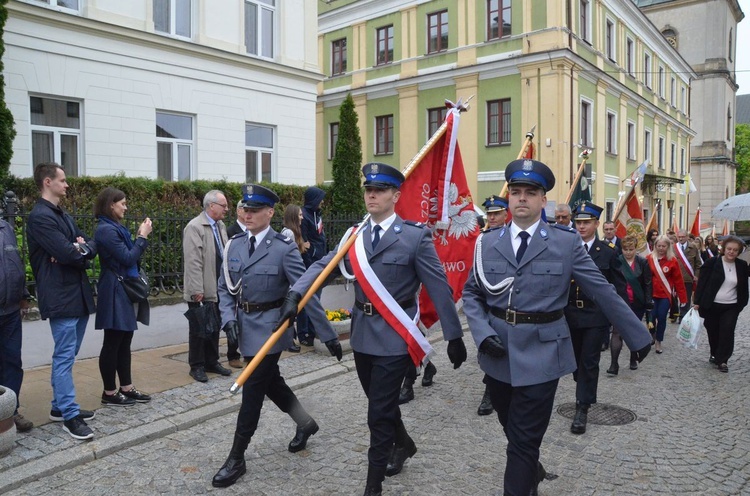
[0, 311, 23, 413]
[652, 298, 671, 342]
[50, 316, 88, 420]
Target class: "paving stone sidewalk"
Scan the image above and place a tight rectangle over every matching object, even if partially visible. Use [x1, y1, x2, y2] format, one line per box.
[2, 311, 750, 495]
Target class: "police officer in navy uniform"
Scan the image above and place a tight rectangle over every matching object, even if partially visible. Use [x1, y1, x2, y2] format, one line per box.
[463, 159, 652, 496]
[211, 185, 342, 488]
[278, 163, 467, 496]
[566, 202, 629, 435]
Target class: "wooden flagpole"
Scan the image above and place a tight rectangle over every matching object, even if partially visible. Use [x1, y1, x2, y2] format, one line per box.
[564, 150, 591, 205]
[229, 104, 466, 394]
[498, 125, 536, 198]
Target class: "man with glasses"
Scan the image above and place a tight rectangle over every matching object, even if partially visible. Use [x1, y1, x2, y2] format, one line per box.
[554, 204, 574, 228]
[183, 190, 232, 382]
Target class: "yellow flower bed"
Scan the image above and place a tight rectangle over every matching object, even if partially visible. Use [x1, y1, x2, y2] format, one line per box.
[326, 308, 352, 322]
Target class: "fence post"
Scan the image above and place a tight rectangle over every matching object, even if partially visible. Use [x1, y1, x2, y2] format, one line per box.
[2, 190, 18, 228]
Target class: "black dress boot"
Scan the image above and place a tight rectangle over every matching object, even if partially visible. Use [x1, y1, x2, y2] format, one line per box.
[421, 361, 437, 387]
[529, 461, 547, 496]
[629, 351, 639, 370]
[212, 434, 249, 488]
[477, 387, 494, 416]
[398, 377, 415, 405]
[362, 464, 386, 496]
[288, 417, 319, 453]
[570, 404, 589, 434]
[386, 421, 418, 476]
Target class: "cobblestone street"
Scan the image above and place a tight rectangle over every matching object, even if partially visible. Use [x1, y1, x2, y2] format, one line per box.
[2, 310, 750, 495]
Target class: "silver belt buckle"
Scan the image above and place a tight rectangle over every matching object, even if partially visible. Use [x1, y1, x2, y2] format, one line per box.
[363, 302, 374, 316]
[576, 300, 584, 309]
[506, 309, 517, 326]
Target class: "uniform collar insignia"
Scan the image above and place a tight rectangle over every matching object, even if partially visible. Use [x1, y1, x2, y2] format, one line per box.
[394, 225, 402, 233]
[499, 227, 506, 238]
[540, 228, 548, 239]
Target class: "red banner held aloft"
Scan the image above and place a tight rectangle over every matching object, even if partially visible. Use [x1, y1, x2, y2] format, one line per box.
[614, 188, 648, 254]
[690, 209, 701, 237]
[395, 108, 480, 328]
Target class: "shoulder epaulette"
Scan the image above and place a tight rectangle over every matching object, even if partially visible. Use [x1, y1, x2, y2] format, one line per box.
[275, 233, 293, 244]
[551, 223, 576, 233]
[607, 242, 617, 249]
[402, 220, 424, 228]
[230, 232, 246, 240]
[483, 225, 503, 233]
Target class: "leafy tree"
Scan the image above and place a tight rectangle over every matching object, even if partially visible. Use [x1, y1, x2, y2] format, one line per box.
[330, 94, 365, 215]
[0, 0, 15, 186]
[736, 124, 750, 194]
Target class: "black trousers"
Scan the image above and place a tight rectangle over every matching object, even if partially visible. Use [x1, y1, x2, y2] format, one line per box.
[703, 303, 740, 364]
[570, 325, 608, 405]
[235, 352, 311, 442]
[187, 302, 220, 368]
[485, 375, 559, 496]
[99, 329, 134, 391]
[354, 351, 412, 467]
[678, 282, 694, 320]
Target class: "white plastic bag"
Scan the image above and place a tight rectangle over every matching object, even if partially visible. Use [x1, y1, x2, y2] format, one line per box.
[676, 308, 703, 350]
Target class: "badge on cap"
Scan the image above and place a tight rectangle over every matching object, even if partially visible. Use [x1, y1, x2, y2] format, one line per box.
[394, 225, 402, 233]
[523, 160, 533, 171]
[247, 186, 253, 195]
[371, 163, 379, 173]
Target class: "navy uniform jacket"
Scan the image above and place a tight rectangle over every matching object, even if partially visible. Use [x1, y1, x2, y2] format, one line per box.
[565, 238, 628, 329]
[463, 224, 651, 387]
[291, 217, 463, 357]
[217, 228, 336, 356]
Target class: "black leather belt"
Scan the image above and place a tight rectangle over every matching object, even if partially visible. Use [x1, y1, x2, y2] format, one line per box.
[239, 298, 284, 313]
[569, 299, 595, 309]
[355, 298, 416, 316]
[490, 308, 564, 326]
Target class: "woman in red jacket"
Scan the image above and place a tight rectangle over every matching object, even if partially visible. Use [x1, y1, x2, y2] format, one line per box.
[647, 235, 687, 353]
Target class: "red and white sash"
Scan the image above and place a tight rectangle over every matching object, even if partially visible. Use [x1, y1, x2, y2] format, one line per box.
[348, 232, 433, 366]
[675, 243, 695, 279]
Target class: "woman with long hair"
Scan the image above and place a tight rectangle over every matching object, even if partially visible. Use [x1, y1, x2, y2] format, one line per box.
[647, 235, 687, 354]
[280, 204, 309, 353]
[647, 228, 659, 251]
[701, 234, 719, 262]
[694, 235, 749, 373]
[607, 235, 652, 374]
[94, 187, 152, 406]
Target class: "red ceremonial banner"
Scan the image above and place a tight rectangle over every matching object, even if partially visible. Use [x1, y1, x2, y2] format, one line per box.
[614, 188, 648, 253]
[690, 209, 701, 237]
[395, 109, 480, 328]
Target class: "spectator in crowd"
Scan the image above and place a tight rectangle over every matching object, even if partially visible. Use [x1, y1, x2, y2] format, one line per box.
[674, 229, 702, 323]
[183, 190, 232, 382]
[602, 220, 622, 253]
[26, 162, 98, 440]
[702, 234, 719, 262]
[281, 204, 310, 353]
[225, 199, 250, 368]
[694, 235, 749, 373]
[647, 235, 687, 354]
[607, 235, 652, 374]
[647, 228, 659, 251]
[554, 203, 573, 228]
[94, 187, 153, 407]
[298, 187, 327, 346]
[0, 217, 33, 432]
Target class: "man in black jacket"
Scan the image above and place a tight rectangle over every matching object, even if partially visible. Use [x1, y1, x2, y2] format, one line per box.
[298, 186, 327, 345]
[26, 163, 98, 441]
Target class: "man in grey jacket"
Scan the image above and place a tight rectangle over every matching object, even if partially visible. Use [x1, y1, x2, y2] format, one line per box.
[0, 217, 33, 432]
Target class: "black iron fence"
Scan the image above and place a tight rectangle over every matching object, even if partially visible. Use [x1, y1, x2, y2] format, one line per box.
[0, 191, 362, 297]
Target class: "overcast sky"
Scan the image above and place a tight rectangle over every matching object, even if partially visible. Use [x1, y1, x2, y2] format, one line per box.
[737, 0, 750, 95]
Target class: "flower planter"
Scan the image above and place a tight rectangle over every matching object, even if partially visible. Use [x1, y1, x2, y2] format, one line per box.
[0, 386, 17, 457]
[314, 319, 352, 355]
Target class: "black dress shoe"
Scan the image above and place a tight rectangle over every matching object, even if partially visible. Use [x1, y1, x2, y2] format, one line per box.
[421, 362, 437, 387]
[211, 457, 246, 488]
[477, 390, 494, 416]
[530, 462, 547, 496]
[570, 404, 589, 434]
[398, 382, 414, 405]
[606, 364, 619, 375]
[189, 367, 208, 383]
[287, 343, 301, 353]
[629, 360, 638, 370]
[385, 440, 417, 476]
[288, 418, 319, 452]
[206, 363, 232, 376]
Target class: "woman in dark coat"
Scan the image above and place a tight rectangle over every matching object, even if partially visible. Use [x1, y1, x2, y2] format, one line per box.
[607, 235, 653, 374]
[694, 235, 749, 373]
[94, 187, 153, 405]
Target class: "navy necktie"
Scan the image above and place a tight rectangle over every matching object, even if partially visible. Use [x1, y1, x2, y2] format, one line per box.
[249, 236, 256, 258]
[372, 225, 382, 249]
[516, 231, 530, 263]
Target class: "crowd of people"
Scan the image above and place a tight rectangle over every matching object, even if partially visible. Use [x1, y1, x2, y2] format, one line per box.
[0, 159, 748, 496]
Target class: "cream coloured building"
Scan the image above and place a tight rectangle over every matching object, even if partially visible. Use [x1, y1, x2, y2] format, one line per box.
[5, 0, 322, 184]
[317, 0, 696, 229]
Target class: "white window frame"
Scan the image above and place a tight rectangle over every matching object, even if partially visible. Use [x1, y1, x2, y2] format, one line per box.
[626, 37, 635, 76]
[680, 147, 686, 175]
[329, 122, 339, 160]
[644, 128, 652, 163]
[156, 111, 194, 181]
[626, 121, 636, 160]
[579, 0, 591, 43]
[670, 142, 677, 173]
[605, 109, 617, 155]
[644, 52, 652, 89]
[681, 86, 687, 113]
[658, 65, 666, 98]
[22, 0, 80, 14]
[605, 17, 616, 62]
[30, 96, 83, 177]
[245, 122, 276, 183]
[245, 0, 276, 59]
[153, 0, 193, 40]
[670, 76, 676, 107]
[580, 97, 594, 148]
[658, 135, 666, 169]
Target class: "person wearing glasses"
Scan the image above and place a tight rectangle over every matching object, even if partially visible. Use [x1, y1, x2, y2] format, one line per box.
[554, 203, 574, 228]
[183, 190, 232, 383]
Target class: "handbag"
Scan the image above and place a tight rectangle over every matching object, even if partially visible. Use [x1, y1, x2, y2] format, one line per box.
[118, 268, 150, 303]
